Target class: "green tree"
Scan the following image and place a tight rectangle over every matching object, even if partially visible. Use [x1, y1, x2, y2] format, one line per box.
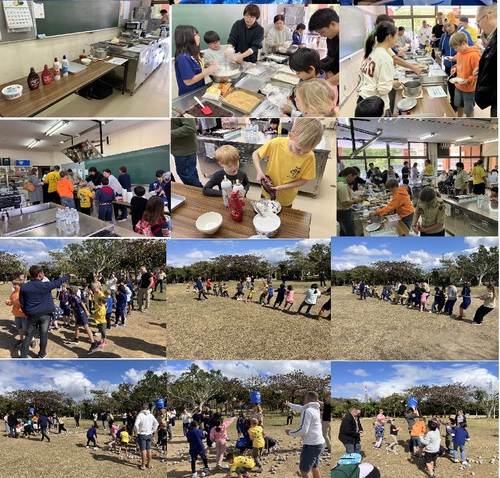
[378, 393, 407, 418]
[0, 251, 26, 282]
[455, 245, 499, 285]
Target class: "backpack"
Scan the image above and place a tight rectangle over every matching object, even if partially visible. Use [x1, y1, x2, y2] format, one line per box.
[134, 218, 155, 237]
[331, 464, 360, 478]
[337, 454, 362, 465]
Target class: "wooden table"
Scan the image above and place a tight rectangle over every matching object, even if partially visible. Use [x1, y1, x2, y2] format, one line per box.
[0, 57, 128, 117]
[171, 182, 311, 238]
[362, 217, 410, 236]
[392, 87, 456, 117]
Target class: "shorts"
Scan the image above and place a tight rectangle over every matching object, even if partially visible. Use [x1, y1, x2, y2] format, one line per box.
[425, 452, 439, 464]
[460, 299, 471, 310]
[75, 314, 89, 326]
[137, 434, 152, 451]
[97, 322, 107, 338]
[14, 316, 28, 330]
[299, 443, 325, 472]
[454, 89, 475, 115]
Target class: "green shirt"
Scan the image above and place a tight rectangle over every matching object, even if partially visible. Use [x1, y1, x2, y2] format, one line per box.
[171, 118, 198, 156]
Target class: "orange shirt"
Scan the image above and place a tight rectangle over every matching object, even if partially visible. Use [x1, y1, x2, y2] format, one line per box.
[455, 46, 481, 93]
[376, 186, 414, 219]
[8, 289, 24, 317]
[411, 421, 427, 437]
[56, 178, 75, 198]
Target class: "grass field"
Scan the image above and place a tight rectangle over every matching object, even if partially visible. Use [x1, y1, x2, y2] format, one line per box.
[166, 281, 332, 360]
[167, 413, 331, 478]
[332, 286, 499, 361]
[0, 419, 167, 478]
[0, 284, 166, 359]
[332, 417, 499, 478]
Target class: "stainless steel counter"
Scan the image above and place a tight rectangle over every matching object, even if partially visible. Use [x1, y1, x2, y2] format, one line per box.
[394, 52, 448, 86]
[172, 61, 293, 117]
[197, 130, 331, 197]
[443, 197, 498, 236]
[0, 204, 142, 237]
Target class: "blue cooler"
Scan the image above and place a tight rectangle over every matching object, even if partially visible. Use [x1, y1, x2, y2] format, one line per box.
[155, 398, 165, 409]
[250, 391, 261, 404]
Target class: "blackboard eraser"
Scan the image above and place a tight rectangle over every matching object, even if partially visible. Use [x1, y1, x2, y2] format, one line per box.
[37, 34, 46, 39]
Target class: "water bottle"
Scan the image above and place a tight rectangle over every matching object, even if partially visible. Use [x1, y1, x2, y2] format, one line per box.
[56, 209, 62, 229]
[253, 124, 259, 141]
[245, 124, 250, 141]
[59, 209, 67, 234]
[61, 55, 69, 77]
[73, 210, 80, 235]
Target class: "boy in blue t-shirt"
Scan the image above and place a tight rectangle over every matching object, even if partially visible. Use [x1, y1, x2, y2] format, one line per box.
[86, 426, 98, 450]
[186, 421, 209, 478]
[94, 177, 116, 222]
[105, 290, 114, 329]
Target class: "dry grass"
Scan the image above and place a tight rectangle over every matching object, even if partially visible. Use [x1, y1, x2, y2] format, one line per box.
[166, 282, 332, 360]
[333, 286, 499, 360]
[0, 284, 166, 359]
[332, 417, 499, 478]
[0, 419, 167, 478]
[167, 414, 330, 478]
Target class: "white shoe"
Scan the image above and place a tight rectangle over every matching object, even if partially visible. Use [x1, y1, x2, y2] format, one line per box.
[192, 473, 198, 478]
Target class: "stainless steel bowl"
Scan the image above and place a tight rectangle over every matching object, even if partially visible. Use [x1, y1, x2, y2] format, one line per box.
[403, 80, 422, 97]
[415, 49, 427, 56]
[209, 62, 243, 83]
[91, 47, 107, 59]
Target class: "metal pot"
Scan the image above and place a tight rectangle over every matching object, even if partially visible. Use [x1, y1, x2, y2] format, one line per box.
[91, 46, 107, 59]
[209, 62, 243, 83]
[403, 80, 422, 97]
[415, 49, 427, 57]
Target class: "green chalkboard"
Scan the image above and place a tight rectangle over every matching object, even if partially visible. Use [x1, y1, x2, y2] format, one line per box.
[35, 0, 120, 37]
[83, 145, 170, 185]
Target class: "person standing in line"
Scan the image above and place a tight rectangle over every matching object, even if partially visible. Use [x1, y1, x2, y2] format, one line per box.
[135, 404, 159, 471]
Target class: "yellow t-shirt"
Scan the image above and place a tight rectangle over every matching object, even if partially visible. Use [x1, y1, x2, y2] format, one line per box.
[93, 304, 106, 325]
[230, 456, 255, 473]
[248, 426, 265, 448]
[257, 137, 316, 206]
[423, 164, 434, 177]
[120, 430, 130, 443]
[471, 166, 486, 185]
[45, 171, 60, 193]
[93, 290, 105, 309]
[78, 188, 93, 208]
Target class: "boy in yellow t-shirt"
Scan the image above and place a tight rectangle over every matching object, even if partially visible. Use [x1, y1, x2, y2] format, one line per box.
[92, 297, 107, 348]
[252, 118, 323, 207]
[117, 426, 130, 455]
[248, 418, 265, 472]
[225, 453, 255, 478]
[422, 159, 434, 184]
[77, 180, 93, 215]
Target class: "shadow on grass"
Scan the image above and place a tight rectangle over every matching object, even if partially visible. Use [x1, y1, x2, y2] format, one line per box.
[111, 336, 165, 357]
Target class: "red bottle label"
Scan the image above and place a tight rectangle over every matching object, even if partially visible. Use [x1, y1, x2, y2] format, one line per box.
[28, 73, 40, 90]
[42, 68, 52, 85]
[228, 191, 243, 222]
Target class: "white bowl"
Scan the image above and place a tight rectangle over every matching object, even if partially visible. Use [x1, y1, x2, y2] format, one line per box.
[196, 212, 222, 234]
[253, 213, 281, 237]
[2, 84, 23, 100]
[81, 58, 92, 66]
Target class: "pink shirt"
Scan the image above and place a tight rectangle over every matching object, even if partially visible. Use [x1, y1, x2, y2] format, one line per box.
[286, 290, 294, 302]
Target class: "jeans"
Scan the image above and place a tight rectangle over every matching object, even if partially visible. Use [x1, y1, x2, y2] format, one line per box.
[401, 212, 414, 231]
[344, 442, 361, 454]
[41, 426, 50, 442]
[337, 209, 356, 236]
[297, 300, 313, 314]
[154, 279, 164, 293]
[174, 154, 203, 188]
[444, 298, 457, 316]
[453, 444, 466, 462]
[60, 197, 76, 208]
[21, 314, 51, 358]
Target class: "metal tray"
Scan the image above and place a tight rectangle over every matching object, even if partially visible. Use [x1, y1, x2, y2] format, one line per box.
[265, 53, 289, 63]
[171, 193, 186, 212]
[183, 102, 234, 118]
[221, 87, 266, 115]
[270, 71, 300, 86]
[235, 75, 267, 93]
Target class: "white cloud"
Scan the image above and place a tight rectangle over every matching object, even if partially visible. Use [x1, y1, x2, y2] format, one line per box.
[464, 237, 499, 248]
[348, 369, 369, 377]
[342, 245, 392, 256]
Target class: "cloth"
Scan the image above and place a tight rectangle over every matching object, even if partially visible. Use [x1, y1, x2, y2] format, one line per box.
[134, 410, 159, 435]
[288, 402, 325, 446]
[476, 29, 496, 111]
[376, 186, 414, 219]
[454, 46, 481, 93]
[228, 19, 264, 63]
[175, 53, 205, 96]
[20, 274, 70, 317]
[77, 188, 93, 208]
[45, 170, 60, 193]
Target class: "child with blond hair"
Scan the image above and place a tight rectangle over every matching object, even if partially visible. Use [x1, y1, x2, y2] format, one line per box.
[292, 78, 337, 117]
[77, 180, 93, 216]
[252, 118, 323, 207]
[248, 418, 265, 473]
[93, 297, 107, 348]
[203, 145, 250, 197]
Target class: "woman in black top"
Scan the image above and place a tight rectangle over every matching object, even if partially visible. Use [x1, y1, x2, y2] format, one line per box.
[227, 4, 264, 64]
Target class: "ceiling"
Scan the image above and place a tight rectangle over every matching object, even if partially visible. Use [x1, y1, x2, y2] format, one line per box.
[337, 118, 498, 146]
[0, 119, 146, 153]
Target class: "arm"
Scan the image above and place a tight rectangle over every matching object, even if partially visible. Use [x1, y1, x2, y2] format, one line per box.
[171, 119, 197, 140]
[252, 150, 267, 182]
[288, 409, 311, 438]
[377, 60, 397, 97]
[392, 56, 422, 76]
[202, 171, 223, 197]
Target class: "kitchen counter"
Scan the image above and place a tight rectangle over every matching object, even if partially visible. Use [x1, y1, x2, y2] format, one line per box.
[354, 212, 410, 237]
[392, 87, 456, 117]
[443, 197, 498, 236]
[0, 204, 142, 237]
[197, 130, 331, 197]
[171, 182, 311, 238]
[172, 61, 295, 117]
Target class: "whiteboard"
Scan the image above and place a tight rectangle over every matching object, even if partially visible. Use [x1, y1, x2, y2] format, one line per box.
[340, 6, 369, 59]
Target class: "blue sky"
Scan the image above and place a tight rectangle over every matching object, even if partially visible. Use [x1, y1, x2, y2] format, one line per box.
[0, 360, 166, 400]
[167, 239, 330, 268]
[331, 236, 498, 271]
[331, 361, 499, 400]
[0, 239, 86, 266]
[168, 361, 330, 380]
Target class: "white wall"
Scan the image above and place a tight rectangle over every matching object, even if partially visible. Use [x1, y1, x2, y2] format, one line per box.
[0, 149, 53, 166]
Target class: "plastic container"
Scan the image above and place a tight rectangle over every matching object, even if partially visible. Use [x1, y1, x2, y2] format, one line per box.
[408, 397, 418, 409]
[27, 67, 40, 90]
[233, 179, 245, 200]
[221, 175, 232, 208]
[42, 64, 52, 85]
[250, 391, 261, 404]
[53, 57, 61, 81]
[228, 190, 244, 222]
[155, 398, 165, 409]
[61, 55, 69, 77]
[1, 84, 23, 100]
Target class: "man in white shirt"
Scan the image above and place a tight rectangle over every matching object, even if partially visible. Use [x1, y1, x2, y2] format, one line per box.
[135, 404, 159, 470]
[418, 21, 432, 49]
[396, 27, 411, 48]
[286, 392, 325, 478]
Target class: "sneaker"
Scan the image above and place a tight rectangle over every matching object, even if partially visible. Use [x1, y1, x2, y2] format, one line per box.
[117, 323, 124, 326]
[454, 459, 459, 463]
[112, 323, 119, 327]
[87, 342, 100, 354]
[118, 218, 127, 222]
[94, 332, 101, 337]
[38, 353, 47, 359]
[93, 446, 99, 450]
[98, 342, 107, 348]
[220, 465, 229, 470]
[30, 339, 39, 349]
[257, 467, 264, 473]
[203, 467, 210, 475]
[471, 322, 481, 325]
[192, 473, 198, 478]
[66, 340, 79, 345]
[15, 339, 23, 348]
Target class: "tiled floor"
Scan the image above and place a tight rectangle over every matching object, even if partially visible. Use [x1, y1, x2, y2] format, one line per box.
[38, 60, 170, 118]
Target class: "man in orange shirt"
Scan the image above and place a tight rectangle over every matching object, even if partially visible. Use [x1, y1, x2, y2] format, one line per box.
[370, 178, 415, 230]
[56, 170, 75, 208]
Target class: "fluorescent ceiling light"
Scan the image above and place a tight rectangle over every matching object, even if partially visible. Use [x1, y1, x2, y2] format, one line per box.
[483, 138, 498, 144]
[455, 136, 473, 142]
[27, 139, 40, 148]
[45, 120, 69, 136]
[419, 133, 435, 140]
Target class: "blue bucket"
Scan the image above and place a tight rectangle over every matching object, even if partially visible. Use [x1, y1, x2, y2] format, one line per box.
[29, 407, 34, 414]
[250, 391, 261, 404]
[408, 397, 418, 409]
[155, 398, 165, 409]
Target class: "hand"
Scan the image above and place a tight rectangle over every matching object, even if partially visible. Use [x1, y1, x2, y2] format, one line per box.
[233, 54, 245, 64]
[393, 80, 403, 89]
[285, 429, 290, 435]
[451, 67, 456, 75]
[256, 171, 267, 183]
[359, 431, 364, 437]
[204, 64, 220, 76]
[473, 67, 479, 76]
[69, 274, 77, 278]
[412, 66, 422, 76]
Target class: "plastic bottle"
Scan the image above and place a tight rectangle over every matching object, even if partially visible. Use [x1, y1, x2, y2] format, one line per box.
[41, 64, 52, 85]
[245, 124, 250, 141]
[221, 175, 232, 208]
[253, 124, 259, 141]
[61, 55, 69, 77]
[59, 209, 67, 233]
[56, 209, 62, 229]
[228, 190, 244, 222]
[53, 57, 61, 81]
[233, 179, 245, 201]
[27, 67, 40, 90]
